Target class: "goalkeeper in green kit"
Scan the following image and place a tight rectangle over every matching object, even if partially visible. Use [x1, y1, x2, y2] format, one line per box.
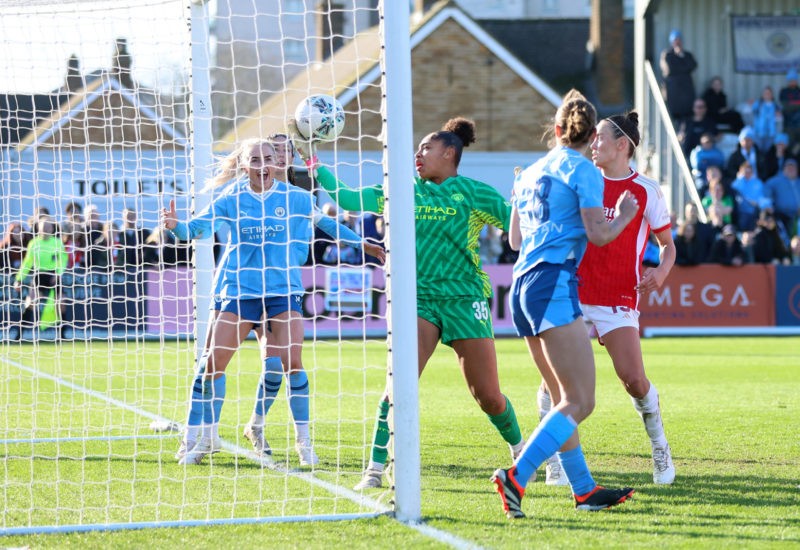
[292, 117, 524, 489]
[13, 215, 68, 340]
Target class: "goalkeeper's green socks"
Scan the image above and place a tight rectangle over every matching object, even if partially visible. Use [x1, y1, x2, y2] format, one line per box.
[488, 395, 523, 446]
[365, 396, 521, 471]
[366, 399, 391, 472]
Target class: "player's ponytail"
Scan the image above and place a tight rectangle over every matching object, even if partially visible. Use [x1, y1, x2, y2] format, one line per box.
[204, 138, 263, 191]
[551, 89, 597, 148]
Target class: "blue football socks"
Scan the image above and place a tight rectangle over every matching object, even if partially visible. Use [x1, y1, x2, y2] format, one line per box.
[557, 445, 595, 495]
[514, 410, 577, 488]
[254, 356, 284, 417]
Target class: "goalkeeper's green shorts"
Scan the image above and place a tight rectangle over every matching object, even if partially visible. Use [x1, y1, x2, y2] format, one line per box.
[417, 296, 494, 346]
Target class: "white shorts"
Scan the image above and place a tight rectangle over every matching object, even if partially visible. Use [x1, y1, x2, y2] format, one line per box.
[580, 304, 640, 338]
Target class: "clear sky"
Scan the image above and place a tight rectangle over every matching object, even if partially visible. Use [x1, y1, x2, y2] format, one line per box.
[0, 0, 201, 94]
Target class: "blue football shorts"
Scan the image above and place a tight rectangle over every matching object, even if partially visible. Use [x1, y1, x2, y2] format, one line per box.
[216, 295, 303, 322]
[510, 260, 581, 337]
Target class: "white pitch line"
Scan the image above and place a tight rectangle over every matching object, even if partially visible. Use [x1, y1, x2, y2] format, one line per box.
[2, 354, 483, 549]
[1, 434, 173, 444]
[3, 355, 389, 515]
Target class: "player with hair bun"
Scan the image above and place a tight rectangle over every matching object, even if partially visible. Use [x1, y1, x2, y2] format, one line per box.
[491, 89, 639, 519]
[537, 111, 677, 485]
[293, 116, 525, 490]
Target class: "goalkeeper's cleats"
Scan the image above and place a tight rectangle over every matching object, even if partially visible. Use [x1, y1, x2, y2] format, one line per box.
[573, 486, 634, 511]
[353, 469, 383, 490]
[243, 423, 272, 456]
[545, 456, 569, 486]
[178, 437, 216, 465]
[295, 439, 319, 466]
[491, 467, 526, 519]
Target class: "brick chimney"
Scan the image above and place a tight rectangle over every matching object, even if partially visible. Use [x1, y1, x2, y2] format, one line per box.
[316, 1, 345, 60]
[590, 0, 624, 107]
[111, 37, 134, 89]
[63, 54, 83, 93]
[414, 0, 439, 14]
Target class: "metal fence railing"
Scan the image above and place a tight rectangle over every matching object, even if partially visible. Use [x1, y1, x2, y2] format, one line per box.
[640, 61, 707, 222]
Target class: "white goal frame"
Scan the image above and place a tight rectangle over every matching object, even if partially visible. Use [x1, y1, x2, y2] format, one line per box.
[0, 0, 420, 535]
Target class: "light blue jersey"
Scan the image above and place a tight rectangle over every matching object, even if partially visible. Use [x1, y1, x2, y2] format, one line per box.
[512, 146, 604, 278]
[172, 179, 362, 299]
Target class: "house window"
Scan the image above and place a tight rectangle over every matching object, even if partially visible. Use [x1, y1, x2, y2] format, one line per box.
[543, 0, 559, 15]
[283, 39, 306, 62]
[284, 0, 303, 13]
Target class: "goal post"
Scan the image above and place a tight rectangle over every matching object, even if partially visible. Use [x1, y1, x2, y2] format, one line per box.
[189, 0, 215, 356]
[381, 0, 420, 524]
[0, 0, 420, 535]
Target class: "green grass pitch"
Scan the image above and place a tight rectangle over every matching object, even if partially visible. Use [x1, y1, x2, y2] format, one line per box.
[1, 336, 798, 548]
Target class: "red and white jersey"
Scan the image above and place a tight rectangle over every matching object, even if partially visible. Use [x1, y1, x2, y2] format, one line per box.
[577, 170, 671, 310]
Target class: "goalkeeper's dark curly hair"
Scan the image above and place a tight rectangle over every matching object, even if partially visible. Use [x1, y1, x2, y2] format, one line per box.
[431, 117, 476, 167]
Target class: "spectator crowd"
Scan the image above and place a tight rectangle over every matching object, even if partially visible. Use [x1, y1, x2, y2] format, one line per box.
[1, 200, 393, 276]
[673, 64, 800, 266]
[657, 29, 799, 266]
[0, 202, 191, 274]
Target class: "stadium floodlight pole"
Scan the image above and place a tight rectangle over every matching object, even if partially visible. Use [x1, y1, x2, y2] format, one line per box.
[381, 0, 421, 523]
[190, 0, 214, 354]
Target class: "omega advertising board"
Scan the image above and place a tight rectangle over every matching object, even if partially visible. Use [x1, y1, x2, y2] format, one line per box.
[638, 265, 776, 327]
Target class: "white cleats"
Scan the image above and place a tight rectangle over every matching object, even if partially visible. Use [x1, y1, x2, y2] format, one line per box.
[353, 469, 383, 490]
[545, 456, 569, 486]
[652, 443, 675, 484]
[243, 424, 272, 456]
[175, 439, 191, 461]
[295, 439, 319, 466]
[175, 436, 221, 464]
[510, 440, 525, 461]
[178, 437, 215, 465]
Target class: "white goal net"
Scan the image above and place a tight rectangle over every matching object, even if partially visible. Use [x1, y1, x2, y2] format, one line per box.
[0, 0, 418, 535]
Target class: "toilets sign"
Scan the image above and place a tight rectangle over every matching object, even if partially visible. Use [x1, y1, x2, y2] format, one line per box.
[5, 148, 190, 229]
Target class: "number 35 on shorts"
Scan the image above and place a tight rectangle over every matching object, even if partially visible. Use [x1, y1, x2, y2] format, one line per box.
[471, 300, 490, 321]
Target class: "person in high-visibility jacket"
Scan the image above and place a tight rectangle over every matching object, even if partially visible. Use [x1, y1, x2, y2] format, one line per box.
[13, 215, 67, 337]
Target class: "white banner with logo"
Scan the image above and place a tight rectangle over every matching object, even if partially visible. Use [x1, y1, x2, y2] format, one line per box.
[732, 15, 800, 74]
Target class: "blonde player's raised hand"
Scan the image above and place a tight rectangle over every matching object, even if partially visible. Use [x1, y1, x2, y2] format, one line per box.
[161, 199, 178, 230]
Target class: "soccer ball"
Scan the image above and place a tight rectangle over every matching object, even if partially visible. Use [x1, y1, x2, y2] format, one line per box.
[294, 94, 345, 141]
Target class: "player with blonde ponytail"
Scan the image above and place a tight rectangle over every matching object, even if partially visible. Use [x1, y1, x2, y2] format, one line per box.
[168, 138, 383, 466]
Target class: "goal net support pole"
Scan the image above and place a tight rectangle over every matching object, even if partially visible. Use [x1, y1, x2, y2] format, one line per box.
[189, 0, 214, 353]
[381, 0, 421, 525]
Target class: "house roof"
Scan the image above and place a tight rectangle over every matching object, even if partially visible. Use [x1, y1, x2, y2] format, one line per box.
[217, 1, 561, 150]
[16, 75, 187, 151]
[478, 18, 634, 96]
[0, 92, 69, 145]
